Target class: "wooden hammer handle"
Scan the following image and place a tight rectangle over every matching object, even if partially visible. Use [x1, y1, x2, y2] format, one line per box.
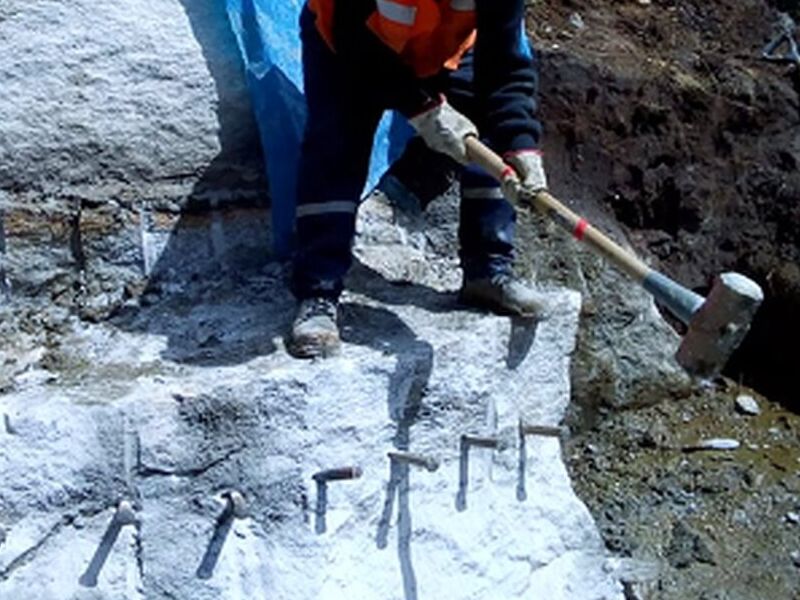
[465, 136, 651, 283]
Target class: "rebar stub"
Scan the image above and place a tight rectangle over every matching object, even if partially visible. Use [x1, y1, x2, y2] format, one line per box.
[312, 466, 363, 483]
[460, 434, 505, 450]
[388, 451, 440, 472]
[518, 421, 567, 439]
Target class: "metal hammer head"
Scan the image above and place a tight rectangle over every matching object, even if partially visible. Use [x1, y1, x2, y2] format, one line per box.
[676, 272, 763, 378]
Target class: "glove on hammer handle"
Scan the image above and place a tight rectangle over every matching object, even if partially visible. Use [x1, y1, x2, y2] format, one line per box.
[464, 136, 704, 324]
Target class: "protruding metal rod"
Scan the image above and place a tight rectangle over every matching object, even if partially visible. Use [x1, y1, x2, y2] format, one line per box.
[79, 500, 139, 587]
[517, 432, 527, 502]
[312, 468, 361, 535]
[460, 434, 504, 450]
[518, 422, 567, 439]
[312, 466, 363, 483]
[3, 413, 16, 435]
[196, 490, 248, 579]
[314, 480, 329, 535]
[388, 451, 439, 472]
[457, 434, 504, 511]
[114, 500, 139, 526]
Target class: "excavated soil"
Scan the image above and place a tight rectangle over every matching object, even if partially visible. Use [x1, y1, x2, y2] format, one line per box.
[527, 1, 800, 597]
[529, 0, 800, 409]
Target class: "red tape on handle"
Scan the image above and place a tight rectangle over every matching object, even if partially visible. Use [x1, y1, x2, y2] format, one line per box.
[574, 218, 589, 240]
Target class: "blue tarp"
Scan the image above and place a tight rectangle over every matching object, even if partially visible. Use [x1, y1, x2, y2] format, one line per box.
[225, 0, 413, 258]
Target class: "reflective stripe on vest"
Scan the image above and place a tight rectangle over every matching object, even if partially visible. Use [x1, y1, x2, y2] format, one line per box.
[309, 0, 477, 78]
[376, 0, 417, 26]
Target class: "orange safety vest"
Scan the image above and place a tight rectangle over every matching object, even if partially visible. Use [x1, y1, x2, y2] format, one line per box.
[309, 0, 477, 78]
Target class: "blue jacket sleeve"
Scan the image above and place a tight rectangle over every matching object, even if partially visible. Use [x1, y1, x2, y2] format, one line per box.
[474, 0, 542, 153]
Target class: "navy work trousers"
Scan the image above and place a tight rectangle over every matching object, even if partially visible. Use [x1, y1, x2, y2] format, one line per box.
[292, 8, 516, 301]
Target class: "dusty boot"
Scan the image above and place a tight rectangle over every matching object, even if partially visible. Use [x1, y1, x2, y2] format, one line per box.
[287, 297, 341, 358]
[459, 273, 546, 318]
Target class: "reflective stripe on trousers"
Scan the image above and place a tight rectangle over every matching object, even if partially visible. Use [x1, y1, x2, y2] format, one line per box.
[296, 200, 359, 218]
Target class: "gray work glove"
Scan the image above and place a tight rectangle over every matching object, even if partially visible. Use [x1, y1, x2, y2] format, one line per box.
[502, 150, 548, 203]
[408, 95, 478, 165]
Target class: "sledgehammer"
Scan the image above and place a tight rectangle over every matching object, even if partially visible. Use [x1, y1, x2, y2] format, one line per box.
[465, 137, 763, 379]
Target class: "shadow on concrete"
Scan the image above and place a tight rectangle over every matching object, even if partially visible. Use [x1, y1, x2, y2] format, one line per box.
[109, 0, 288, 366]
[112, 246, 535, 370]
[349, 259, 539, 369]
[175, 0, 268, 199]
[506, 317, 539, 370]
[196, 502, 235, 580]
[375, 461, 419, 600]
[347, 259, 459, 315]
[341, 302, 432, 600]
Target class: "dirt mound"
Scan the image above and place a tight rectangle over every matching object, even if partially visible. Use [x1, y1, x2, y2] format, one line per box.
[530, 0, 800, 409]
[530, 3, 800, 597]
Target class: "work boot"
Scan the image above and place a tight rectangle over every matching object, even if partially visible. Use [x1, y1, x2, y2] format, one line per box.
[287, 297, 340, 358]
[459, 273, 546, 318]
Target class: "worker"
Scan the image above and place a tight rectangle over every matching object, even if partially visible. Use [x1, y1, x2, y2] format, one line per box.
[289, 0, 549, 358]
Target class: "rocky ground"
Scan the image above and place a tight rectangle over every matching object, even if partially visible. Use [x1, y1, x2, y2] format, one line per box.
[565, 386, 800, 599]
[524, 1, 800, 598]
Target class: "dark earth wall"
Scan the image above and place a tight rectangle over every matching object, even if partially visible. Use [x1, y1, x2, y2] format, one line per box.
[530, 0, 800, 409]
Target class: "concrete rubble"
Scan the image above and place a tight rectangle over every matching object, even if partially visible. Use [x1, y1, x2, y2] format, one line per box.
[735, 394, 761, 416]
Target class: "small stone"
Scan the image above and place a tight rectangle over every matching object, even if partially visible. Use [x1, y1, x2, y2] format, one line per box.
[744, 470, 765, 488]
[693, 438, 740, 451]
[641, 422, 669, 448]
[792, 550, 800, 568]
[140, 292, 160, 306]
[735, 394, 760, 416]
[622, 582, 645, 600]
[666, 521, 716, 568]
[731, 509, 750, 526]
[786, 512, 800, 524]
[568, 12, 585, 30]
